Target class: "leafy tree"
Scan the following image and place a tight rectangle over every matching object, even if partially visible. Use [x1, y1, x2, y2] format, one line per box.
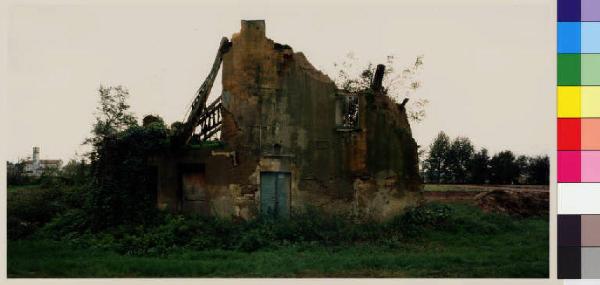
[333, 54, 428, 122]
[468, 148, 490, 184]
[85, 85, 137, 156]
[80, 86, 169, 230]
[526, 155, 550, 185]
[446, 137, 475, 184]
[7, 160, 30, 186]
[515, 155, 529, 184]
[87, 123, 169, 230]
[142, 114, 166, 128]
[421, 133, 548, 185]
[37, 166, 62, 188]
[422, 132, 451, 183]
[60, 159, 91, 186]
[489, 150, 520, 185]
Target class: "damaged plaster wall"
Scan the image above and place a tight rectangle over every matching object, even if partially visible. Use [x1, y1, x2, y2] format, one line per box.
[217, 20, 422, 220]
[156, 20, 422, 221]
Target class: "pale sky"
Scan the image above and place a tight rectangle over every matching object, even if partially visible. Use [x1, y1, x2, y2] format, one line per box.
[4, 0, 554, 162]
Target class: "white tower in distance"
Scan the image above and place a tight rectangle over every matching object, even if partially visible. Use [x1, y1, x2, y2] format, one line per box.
[32, 146, 40, 162]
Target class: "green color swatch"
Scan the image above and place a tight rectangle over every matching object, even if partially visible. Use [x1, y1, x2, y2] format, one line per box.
[582, 54, 600, 86]
[558, 54, 581, 86]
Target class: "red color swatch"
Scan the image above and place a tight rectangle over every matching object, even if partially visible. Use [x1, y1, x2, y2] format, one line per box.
[558, 118, 581, 150]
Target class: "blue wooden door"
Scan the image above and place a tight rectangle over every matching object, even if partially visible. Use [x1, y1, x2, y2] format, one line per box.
[276, 172, 290, 217]
[260, 172, 277, 216]
[260, 172, 290, 218]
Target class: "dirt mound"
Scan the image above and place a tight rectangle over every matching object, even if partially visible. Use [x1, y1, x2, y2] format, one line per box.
[475, 189, 548, 217]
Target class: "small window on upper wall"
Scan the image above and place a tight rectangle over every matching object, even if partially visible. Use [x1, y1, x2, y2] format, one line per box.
[335, 93, 359, 131]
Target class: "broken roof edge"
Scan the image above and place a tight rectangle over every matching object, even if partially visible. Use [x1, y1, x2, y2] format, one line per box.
[292, 52, 335, 83]
[231, 19, 336, 85]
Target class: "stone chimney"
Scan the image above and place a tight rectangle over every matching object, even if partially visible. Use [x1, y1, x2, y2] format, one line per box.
[240, 20, 266, 39]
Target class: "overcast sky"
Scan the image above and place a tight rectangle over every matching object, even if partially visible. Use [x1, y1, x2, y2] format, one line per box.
[5, 0, 554, 162]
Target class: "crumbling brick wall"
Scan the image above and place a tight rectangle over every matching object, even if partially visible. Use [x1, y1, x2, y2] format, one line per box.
[155, 20, 421, 221]
[215, 20, 422, 220]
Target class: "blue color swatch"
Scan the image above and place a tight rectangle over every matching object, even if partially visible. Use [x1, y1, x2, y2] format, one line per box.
[582, 22, 600, 53]
[558, 0, 581, 21]
[559, 22, 582, 53]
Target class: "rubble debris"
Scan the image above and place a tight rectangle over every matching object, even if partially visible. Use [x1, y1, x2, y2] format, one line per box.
[475, 189, 549, 217]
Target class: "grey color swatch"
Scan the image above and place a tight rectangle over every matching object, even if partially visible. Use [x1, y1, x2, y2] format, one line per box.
[582, 247, 600, 278]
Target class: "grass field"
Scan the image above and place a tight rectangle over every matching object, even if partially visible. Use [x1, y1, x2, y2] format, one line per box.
[6, 184, 42, 192]
[8, 204, 549, 278]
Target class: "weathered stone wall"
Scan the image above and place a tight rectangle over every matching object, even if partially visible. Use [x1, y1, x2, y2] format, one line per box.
[156, 20, 422, 221]
[218, 20, 421, 220]
[154, 146, 260, 220]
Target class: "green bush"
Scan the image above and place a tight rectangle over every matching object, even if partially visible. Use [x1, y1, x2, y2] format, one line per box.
[385, 203, 452, 238]
[38, 209, 91, 240]
[86, 123, 169, 230]
[34, 203, 461, 256]
[7, 186, 70, 239]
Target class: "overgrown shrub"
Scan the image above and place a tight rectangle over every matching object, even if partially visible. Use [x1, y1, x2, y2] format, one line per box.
[7, 160, 93, 240]
[7, 186, 69, 239]
[60, 159, 92, 186]
[38, 209, 91, 240]
[17, 119, 171, 239]
[385, 203, 452, 238]
[86, 123, 169, 230]
[36, 203, 461, 256]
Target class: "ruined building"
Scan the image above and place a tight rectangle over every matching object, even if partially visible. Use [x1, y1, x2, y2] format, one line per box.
[154, 20, 422, 221]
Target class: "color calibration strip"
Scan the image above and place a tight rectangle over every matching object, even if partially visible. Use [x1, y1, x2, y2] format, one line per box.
[557, 0, 600, 279]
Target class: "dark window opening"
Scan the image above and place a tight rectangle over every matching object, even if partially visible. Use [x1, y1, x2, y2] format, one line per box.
[336, 94, 360, 131]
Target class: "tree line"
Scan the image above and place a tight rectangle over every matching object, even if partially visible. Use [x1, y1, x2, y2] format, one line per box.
[421, 132, 549, 185]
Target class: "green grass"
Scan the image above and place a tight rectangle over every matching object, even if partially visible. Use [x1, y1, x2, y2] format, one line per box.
[7, 204, 548, 278]
[7, 184, 42, 192]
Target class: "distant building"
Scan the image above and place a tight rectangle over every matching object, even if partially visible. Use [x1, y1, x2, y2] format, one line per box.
[22, 147, 62, 177]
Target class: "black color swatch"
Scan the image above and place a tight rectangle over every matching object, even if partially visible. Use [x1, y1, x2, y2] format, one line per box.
[558, 246, 582, 279]
[558, 214, 581, 247]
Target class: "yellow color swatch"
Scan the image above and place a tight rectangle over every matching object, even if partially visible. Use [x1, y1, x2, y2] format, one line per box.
[582, 87, 600, 118]
[558, 86, 581, 118]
